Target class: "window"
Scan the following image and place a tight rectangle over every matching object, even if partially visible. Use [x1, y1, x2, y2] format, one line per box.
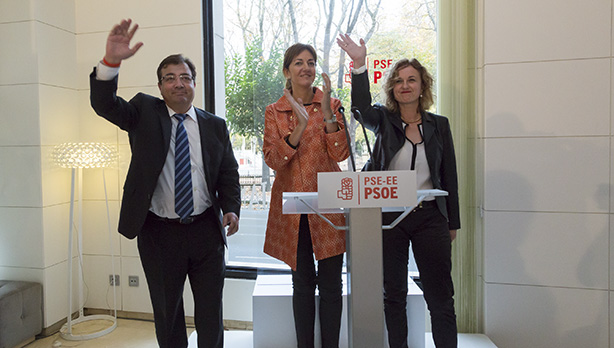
[214, 0, 437, 271]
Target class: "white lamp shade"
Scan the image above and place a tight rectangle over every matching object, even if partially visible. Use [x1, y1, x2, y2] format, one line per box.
[53, 142, 118, 169]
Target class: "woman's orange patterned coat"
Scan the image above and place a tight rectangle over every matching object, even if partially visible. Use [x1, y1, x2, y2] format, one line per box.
[263, 88, 350, 270]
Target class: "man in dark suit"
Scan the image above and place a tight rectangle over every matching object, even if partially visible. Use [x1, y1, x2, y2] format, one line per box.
[89, 19, 241, 348]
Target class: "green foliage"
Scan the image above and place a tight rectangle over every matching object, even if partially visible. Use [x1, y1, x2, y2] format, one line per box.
[224, 39, 286, 147]
[370, 30, 436, 78]
[367, 23, 437, 109]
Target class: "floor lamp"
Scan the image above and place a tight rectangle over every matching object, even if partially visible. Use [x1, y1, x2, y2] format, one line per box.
[53, 142, 119, 340]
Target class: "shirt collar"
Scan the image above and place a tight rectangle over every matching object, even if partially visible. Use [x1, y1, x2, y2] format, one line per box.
[166, 105, 197, 122]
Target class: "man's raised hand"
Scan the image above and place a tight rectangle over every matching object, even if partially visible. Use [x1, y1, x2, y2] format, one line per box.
[104, 19, 144, 66]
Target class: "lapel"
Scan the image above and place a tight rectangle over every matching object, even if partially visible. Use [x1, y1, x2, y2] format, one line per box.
[196, 109, 213, 192]
[389, 110, 404, 134]
[158, 103, 173, 154]
[421, 111, 439, 184]
[421, 111, 435, 145]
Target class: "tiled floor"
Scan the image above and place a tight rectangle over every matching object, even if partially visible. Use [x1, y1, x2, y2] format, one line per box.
[189, 331, 498, 348]
[25, 318, 191, 348]
[24, 319, 253, 348]
[25, 318, 497, 348]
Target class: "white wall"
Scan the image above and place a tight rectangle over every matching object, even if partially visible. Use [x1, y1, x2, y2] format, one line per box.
[478, 0, 612, 347]
[0, 0, 252, 329]
[0, 0, 79, 328]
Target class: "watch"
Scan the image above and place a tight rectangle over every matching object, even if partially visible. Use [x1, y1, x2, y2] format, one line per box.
[324, 115, 337, 124]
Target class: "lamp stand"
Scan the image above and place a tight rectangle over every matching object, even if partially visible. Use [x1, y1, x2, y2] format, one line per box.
[60, 167, 117, 340]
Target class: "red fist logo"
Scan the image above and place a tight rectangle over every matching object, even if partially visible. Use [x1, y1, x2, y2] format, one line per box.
[337, 177, 353, 200]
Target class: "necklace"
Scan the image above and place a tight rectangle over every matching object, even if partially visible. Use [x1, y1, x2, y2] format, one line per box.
[401, 109, 421, 124]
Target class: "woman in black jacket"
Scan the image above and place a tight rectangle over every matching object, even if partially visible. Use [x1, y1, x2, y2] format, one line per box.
[338, 34, 460, 348]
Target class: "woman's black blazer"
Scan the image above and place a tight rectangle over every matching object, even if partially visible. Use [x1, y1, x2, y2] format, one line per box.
[351, 70, 460, 230]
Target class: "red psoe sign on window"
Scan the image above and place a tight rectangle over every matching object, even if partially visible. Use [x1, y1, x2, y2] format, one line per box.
[317, 170, 416, 209]
[344, 58, 395, 84]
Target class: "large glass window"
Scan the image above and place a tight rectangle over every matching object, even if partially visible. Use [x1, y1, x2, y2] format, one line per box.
[220, 0, 437, 270]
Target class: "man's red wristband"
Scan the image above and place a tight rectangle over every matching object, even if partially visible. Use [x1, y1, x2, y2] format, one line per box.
[102, 57, 121, 68]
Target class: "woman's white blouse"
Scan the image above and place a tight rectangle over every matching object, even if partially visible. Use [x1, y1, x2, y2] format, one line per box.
[388, 123, 435, 200]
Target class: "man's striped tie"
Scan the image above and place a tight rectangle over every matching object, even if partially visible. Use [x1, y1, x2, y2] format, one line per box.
[174, 113, 194, 222]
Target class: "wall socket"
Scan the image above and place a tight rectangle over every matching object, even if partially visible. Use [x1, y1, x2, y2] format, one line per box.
[128, 275, 139, 287]
[109, 274, 120, 286]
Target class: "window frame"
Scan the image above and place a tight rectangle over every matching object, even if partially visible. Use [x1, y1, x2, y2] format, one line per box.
[202, 0, 216, 114]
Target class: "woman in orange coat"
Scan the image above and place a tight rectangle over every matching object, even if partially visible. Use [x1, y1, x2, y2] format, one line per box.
[263, 43, 350, 348]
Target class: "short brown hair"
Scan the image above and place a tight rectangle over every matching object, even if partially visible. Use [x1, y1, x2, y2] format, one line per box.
[282, 43, 317, 89]
[156, 54, 197, 82]
[383, 58, 434, 113]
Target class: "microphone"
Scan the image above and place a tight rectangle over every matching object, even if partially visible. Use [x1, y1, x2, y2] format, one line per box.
[351, 106, 361, 120]
[338, 106, 357, 172]
[351, 107, 372, 161]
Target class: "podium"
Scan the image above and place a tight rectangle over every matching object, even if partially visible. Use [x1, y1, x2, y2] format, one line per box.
[280, 170, 447, 348]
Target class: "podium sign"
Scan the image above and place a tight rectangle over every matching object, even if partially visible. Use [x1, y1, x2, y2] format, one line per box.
[317, 170, 416, 209]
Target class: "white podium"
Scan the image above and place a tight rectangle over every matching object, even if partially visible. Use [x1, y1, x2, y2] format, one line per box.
[270, 170, 447, 348]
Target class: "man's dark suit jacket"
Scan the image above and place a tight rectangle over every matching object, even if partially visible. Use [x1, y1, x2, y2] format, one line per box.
[89, 69, 241, 243]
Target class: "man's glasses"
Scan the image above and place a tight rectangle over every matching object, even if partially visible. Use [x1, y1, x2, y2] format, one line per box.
[160, 74, 194, 84]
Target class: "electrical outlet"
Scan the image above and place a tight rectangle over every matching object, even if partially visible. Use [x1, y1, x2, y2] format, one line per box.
[109, 274, 120, 286]
[128, 275, 139, 287]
